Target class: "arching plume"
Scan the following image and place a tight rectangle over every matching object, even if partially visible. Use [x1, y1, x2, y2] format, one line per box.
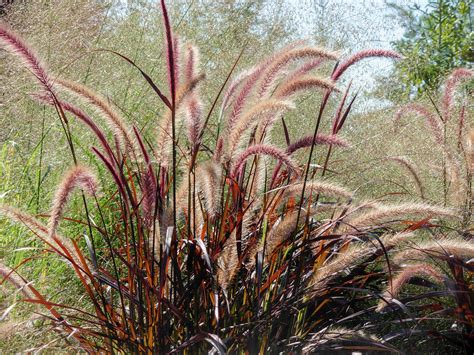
[216, 232, 239, 291]
[256, 46, 339, 99]
[232, 144, 298, 178]
[0, 24, 54, 93]
[377, 263, 444, 311]
[442, 68, 473, 122]
[274, 75, 336, 98]
[386, 156, 425, 199]
[287, 134, 349, 154]
[332, 49, 401, 81]
[345, 203, 455, 230]
[56, 79, 136, 154]
[227, 99, 294, 154]
[49, 166, 98, 239]
[394, 104, 444, 144]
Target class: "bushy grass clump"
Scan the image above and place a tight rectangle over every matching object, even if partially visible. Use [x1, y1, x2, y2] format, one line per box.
[0, 1, 473, 353]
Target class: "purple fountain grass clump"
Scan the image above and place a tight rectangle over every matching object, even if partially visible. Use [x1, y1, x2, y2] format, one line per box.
[232, 144, 298, 178]
[0, 23, 54, 93]
[442, 68, 473, 122]
[332, 49, 401, 81]
[49, 165, 98, 239]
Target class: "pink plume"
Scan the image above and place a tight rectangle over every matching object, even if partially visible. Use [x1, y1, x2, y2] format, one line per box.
[287, 134, 350, 154]
[332, 49, 401, 81]
[395, 104, 443, 144]
[442, 68, 473, 122]
[49, 166, 98, 238]
[232, 144, 298, 178]
[185, 94, 203, 148]
[0, 23, 54, 93]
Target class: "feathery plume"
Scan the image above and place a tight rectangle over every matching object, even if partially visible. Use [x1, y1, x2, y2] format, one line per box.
[387, 156, 425, 199]
[286, 134, 349, 154]
[227, 99, 294, 154]
[457, 103, 466, 150]
[217, 232, 239, 291]
[183, 43, 199, 81]
[185, 94, 203, 149]
[332, 49, 401, 81]
[286, 58, 325, 83]
[393, 238, 474, 264]
[347, 203, 455, 230]
[49, 166, 98, 239]
[172, 35, 181, 87]
[274, 75, 336, 98]
[469, 129, 474, 173]
[220, 69, 255, 117]
[226, 66, 268, 134]
[377, 263, 444, 311]
[311, 242, 373, 291]
[232, 144, 298, 177]
[394, 104, 443, 144]
[156, 74, 205, 166]
[311, 232, 415, 290]
[303, 326, 381, 353]
[257, 46, 339, 99]
[196, 161, 222, 219]
[0, 205, 84, 269]
[0, 262, 36, 300]
[261, 212, 301, 259]
[0, 23, 54, 93]
[442, 68, 473, 122]
[214, 137, 224, 163]
[221, 43, 305, 130]
[56, 79, 136, 154]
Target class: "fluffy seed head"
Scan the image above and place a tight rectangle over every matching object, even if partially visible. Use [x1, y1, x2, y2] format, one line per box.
[387, 156, 424, 198]
[49, 166, 98, 238]
[377, 263, 444, 311]
[346, 203, 456, 230]
[274, 75, 336, 98]
[217, 232, 239, 291]
[232, 144, 298, 178]
[0, 23, 54, 93]
[393, 238, 474, 264]
[286, 134, 349, 154]
[185, 94, 203, 148]
[332, 49, 401, 81]
[196, 161, 222, 219]
[395, 104, 443, 144]
[257, 46, 339, 99]
[56, 79, 136, 154]
[442, 68, 473, 122]
[227, 99, 294, 154]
